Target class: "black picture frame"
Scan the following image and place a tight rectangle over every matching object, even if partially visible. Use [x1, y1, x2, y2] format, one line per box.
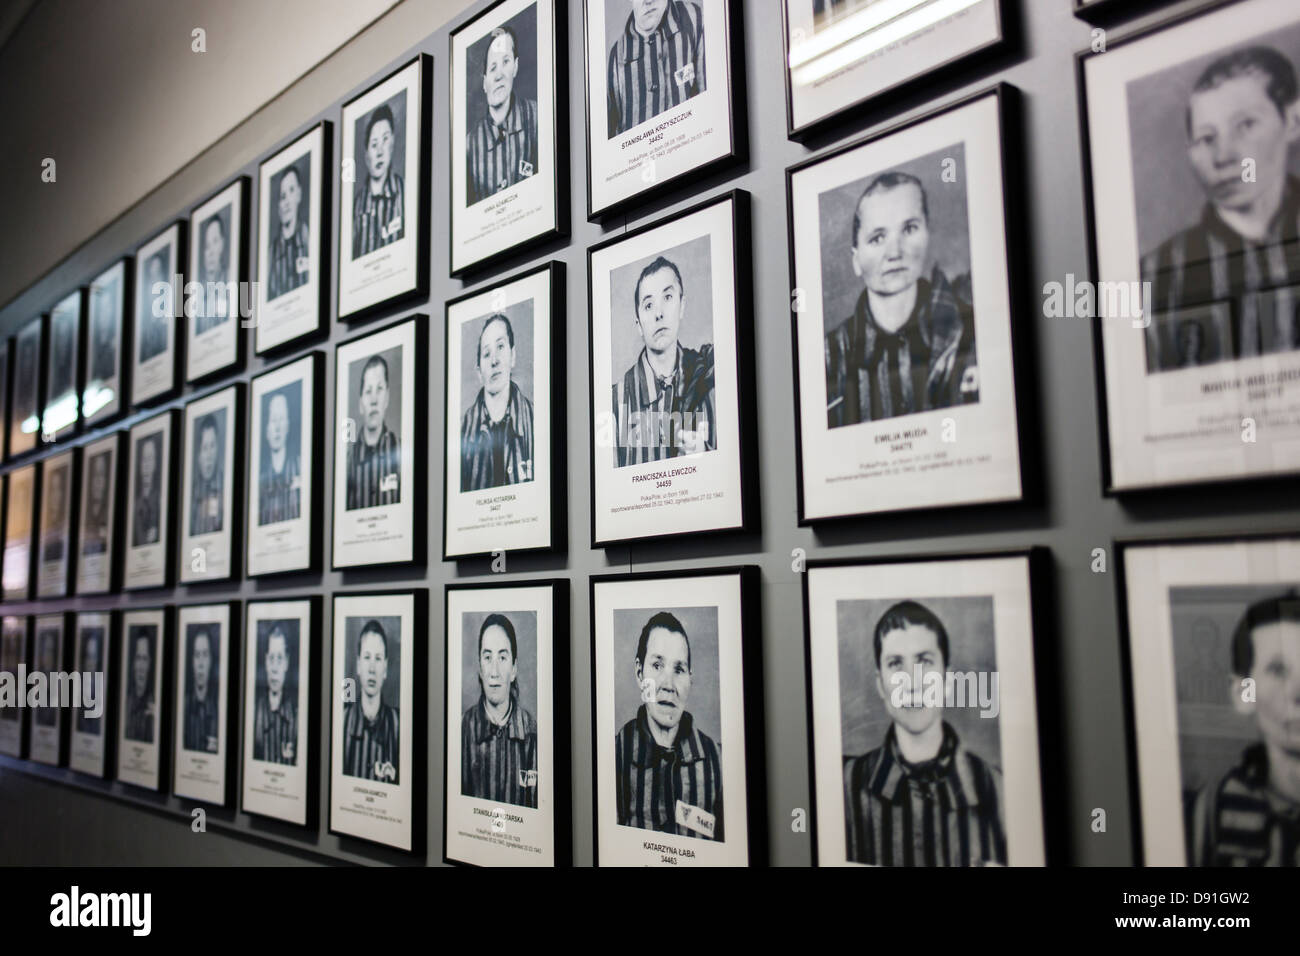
[581, 0, 747, 222]
[29, 611, 72, 767]
[0, 615, 32, 759]
[585, 188, 758, 548]
[255, 121, 333, 357]
[448, 0, 570, 278]
[186, 175, 250, 385]
[336, 53, 433, 325]
[330, 313, 429, 571]
[0, 339, 10, 461]
[443, 260, 567, 561]
[131, 220, 187, 409]
[74, 431, 126, 596]
[442, 577, 571, 867]
[172, 600, 241, 808]
[68, 609, 119, 779]
[117, 604, 173, 793]
[123, 409, 180, 592]
[588, 564, 766, 866]
[83, 256, 133, 429]
[2, 463, 39, 602]
[178, 382, 245, 585]
[780, 0, 1007, 142]
[8, 314, 47, 459]
[786, 83, 1029, 525]
[800, 546, 1059, 866]
[43, 287, 85, 442]
[35, 448, 79, 600]
[1073, 0, 1183, 25]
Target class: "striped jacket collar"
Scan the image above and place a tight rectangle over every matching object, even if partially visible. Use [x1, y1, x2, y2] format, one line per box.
[635, 343, 684, 406]
[468, 688, 530, 744]
[344, 698, 397, 738]
[467, 380, 527, 436]
[617, 1, 688, 63]
[866, 722, 983, 807]
[850, 266, 965, 363]
[1199, 174, 1300, 247]
[630, 702, 708, 768]
[481, 94, 526, 151]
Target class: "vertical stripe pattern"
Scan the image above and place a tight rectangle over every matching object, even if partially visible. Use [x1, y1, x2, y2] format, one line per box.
[460, 691, 539, 809]
[606, 0, 707, 139]
[341, 700, 401, 784]
[614, 705, 724, 841]
[351, 171, 406, 260]
[345, 424, 401, 511]
[466, 96, 540, 207]
[259, 453, 302, 525]
[253, 690, 298, 765]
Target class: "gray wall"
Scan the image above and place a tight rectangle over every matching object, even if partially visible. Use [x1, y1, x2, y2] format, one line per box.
[2, 0, 1294, 866]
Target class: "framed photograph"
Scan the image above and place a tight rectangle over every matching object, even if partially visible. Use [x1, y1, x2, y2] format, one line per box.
[187, 177, 248, 382]
[329, 589, 426, 853]
[444, 262, 564, 559]
[69, 611, 114, 778]
[443, 579, 570, 867]
[0, 616, 30, 758]
[1074, 0, 1180, 25]
[123, 410, 177, 591]
[242, 597, 319, 826]
[173, 602, 237, 806]
[84, 258, 131, 426]
[248, 352, 322, 577]
[449, 0, 567, 275]
[9, 315, 45, 457]
[36, 449, 76, 598]
[75, 433, 124, 595]
[255, 122, 331, 354]
[44, 289, 83, 440]
[29, 613, 69, 767]
[179, 384, 243, 583]
[804, 549, 1048, 866]
[587, 190, 755, 546]
[1119, 533, 1300, 866]
[788, 86, 1023, 522]
[332, 315, 427, 569]
[781, 0, 1005, 140]
[582, 0, 744, 219]
[590, 566, 765, 866]
[337, 54, 431, 323]
[1082, 0, 1300, 492]
[2, 464, 36, 602]
[131, 222, 184, 406]
[117, 606, 169, 791]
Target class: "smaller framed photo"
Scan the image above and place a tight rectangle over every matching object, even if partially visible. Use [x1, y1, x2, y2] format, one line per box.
[582, 0, 745, 219]
[443, 579, 570, 867]
[337, 54, 432, 323]
[242, 597, 320, 826]
[9, 315, 45, 457]
[186, 177, 248, 382]
[69, 611, 115, 778]
[444, 262, 565, 559]
[75, 433, 124, 595]
[173, 602, 238, 806]
[118, 606, 169, 791]
[36, 449, 77, 598]
[179, 384, 243, 583]
[2, 464, 37, 602]
[84, 258, 131, 426]
[804, 549, 1049, 866]
[248, 352, 323, 577]
[332, 315, 427, 569]
[449, 0, 568, 275]
[132, 222, 185, 407]
[255, 122, 331, 355]
[0, 616, 31, 758]
[1119, 532, 1300, 866]
[123, 410, 178, 591]
[588, 190, 756, 546]
[44, 289, 84, 440]
[29, 613, 69, 767]
[591, 566, 765, 866]
[329, 589, 427, 853]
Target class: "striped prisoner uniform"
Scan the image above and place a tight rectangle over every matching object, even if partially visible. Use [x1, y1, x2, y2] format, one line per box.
[268, 221, 310, 301]
[190, 472, 223, 536]
[346, 423, 401, 510]
[612, 343, 716, 468]
[259, 451, 302, 525]
[1141, 175, 1300, 371]
[124, 691, 155, 743]
[614, 704, 723, 841]
[461, 689, 538, 809]
[460, 381, 534, 492]
[183, 685, 219, 753]
[1187, 744, 1300, 866]
[606, 0, 706, 139]
[253, 688, 298, 765]
[341, 698, 400, 784]
[466, 95, 539, 207]
[843, 722, 1006, 866]
[352, 170, 405, 260]
[195, 270, 231, 335]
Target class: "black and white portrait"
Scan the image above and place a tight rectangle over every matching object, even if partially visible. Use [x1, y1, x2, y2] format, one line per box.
[81, 450, 111, 556]
[76, 435, 118, 596]
[339, 615, 402, 784]
[124, 413, 173, 591]
[459, 303, 534, 491]
[41, 460, 69, 565]
[133, 223, 182, 406]
[0, 625, 22, 726]
[188, 410, 225, 537]
[118, 609, 166, 790]
[259, 381, 302, 525]
[267, 158, 311, 302]
[34, 626, 60, 729]
[252, 619, 299, 766]
[46, 292, 80, 437]
[85, 260, 124, 424]
[195, 205, 233, 334]
[187, 179, 244, 382]
[182, 623, 220, 754]
[176, 604, 233, 802]
[75, 625, 105, 737]
[10, 318, 42, 456]
[249, 354, 317, 577]
[180, 386, 239, 584]
[137, 249, 171, 364]
[465, 8, 539, 207]
[352, 92, 407, 261]
[344, 346, 402, 511]
[123, 624, 157, 744]
[603, 0, 705, 140]
[131, 433, 163, 548]
[3, 466, 34, 601]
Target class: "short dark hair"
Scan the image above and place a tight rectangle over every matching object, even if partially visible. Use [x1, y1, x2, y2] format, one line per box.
[636, 611, 691, 672]
[360, 354, 389, 393]
[1186, 45, 1298, 139]
[198, 413, 220, 442]
[872, 600, 950, 670]
[482, 26, 519, 75]
[852, 171, 929, 248]
[475, 313, 515, 367]
[203, 213, 226, 246]
[357, 620, 388, 659]
[365, 104, 396, 145]
[279, 164, 302, 192]
[633, 256, 685, 316]
[147, 250, 168, 278]
[478, 613, 518, 662]
[1230, 590, 1300, 677]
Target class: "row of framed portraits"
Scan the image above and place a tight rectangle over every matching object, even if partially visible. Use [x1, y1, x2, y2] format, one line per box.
[3, 530, 1293, 867]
